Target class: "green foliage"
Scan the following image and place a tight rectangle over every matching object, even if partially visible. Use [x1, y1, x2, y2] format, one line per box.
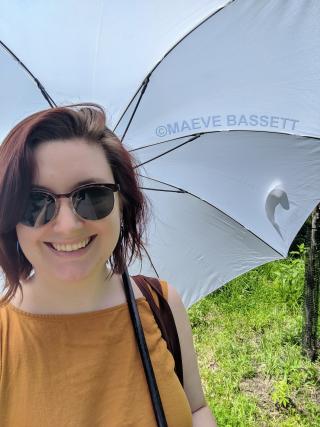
[271, 377, 291, 408]
[267, 244, 306, 309]
[189, 245, 320, 426]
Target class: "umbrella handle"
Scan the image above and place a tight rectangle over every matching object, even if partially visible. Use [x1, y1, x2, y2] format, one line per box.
[122, 267, 168, 427]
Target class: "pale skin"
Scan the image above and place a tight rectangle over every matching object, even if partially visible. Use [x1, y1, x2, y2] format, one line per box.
[12, 138, 217, 426]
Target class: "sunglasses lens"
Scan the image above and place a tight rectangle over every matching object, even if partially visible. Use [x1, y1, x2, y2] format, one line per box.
[21, 192, 56, 227]
[72, 186, 115, 220]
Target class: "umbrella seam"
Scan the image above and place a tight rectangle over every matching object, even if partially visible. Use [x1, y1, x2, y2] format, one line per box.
[0, 40, 56, 108]
[112, 0, 236, 135]
[138, 173, 286, 259]
[130, 129, 320, 155]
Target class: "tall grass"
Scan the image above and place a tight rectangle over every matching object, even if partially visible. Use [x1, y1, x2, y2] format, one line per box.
[188, 245, 320, 426]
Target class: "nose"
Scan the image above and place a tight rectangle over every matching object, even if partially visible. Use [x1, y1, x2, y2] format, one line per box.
[52, 197, 84, 232]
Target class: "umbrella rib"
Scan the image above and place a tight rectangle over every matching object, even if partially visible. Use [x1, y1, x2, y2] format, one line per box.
[0, 40, 56, 108]
[129, 133, 194, 153]
[113, 0, 235, 138]
[131, 129, 320, 175]
[140, 187, 185, 193]
[120, 75, 150, 141]
[130, 128, 320, 157]
[140, 242, 160, 278]
[113, 77, 146, 132]
[138, 173, 285, 258]
[137, 173, 186, 193]
[154, 0, 235, 64]
[133, 134, 201, 168]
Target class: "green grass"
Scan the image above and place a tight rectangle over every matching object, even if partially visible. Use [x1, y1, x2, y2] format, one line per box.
[188, 245, 320, 426]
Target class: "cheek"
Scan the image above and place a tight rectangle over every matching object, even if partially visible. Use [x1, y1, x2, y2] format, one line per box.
[110, 200, 122, 231]
[104, 215, 121, 239]
[96, 217, 121, 261]
[16, 224, 39, 263]
[16, 224, 32, 247]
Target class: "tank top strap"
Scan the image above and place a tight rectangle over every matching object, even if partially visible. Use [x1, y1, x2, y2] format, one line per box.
[145, 279, 168, 308]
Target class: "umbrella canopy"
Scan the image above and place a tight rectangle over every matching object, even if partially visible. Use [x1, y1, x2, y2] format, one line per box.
[1, 0, 320, 306]
[0, 0, 229, 139]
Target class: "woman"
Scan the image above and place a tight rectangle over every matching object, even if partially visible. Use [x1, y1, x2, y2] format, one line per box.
[0, 104, 217, 426]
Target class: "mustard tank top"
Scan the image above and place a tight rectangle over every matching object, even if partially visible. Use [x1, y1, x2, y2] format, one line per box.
[0, 280, 192, 426]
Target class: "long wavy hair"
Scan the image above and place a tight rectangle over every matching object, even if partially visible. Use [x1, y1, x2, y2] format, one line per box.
[0, 103, 150, 305]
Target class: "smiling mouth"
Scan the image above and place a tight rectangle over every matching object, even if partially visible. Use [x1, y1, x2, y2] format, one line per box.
[44, 235, 97, 252]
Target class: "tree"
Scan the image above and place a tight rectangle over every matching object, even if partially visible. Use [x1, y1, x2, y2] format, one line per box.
[302, 204, 320, 361]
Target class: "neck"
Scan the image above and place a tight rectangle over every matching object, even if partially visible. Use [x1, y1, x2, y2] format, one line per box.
[11, 267, 124, 315]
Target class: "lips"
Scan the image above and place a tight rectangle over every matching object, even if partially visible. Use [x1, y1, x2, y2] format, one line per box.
[44, 234, 97, 254]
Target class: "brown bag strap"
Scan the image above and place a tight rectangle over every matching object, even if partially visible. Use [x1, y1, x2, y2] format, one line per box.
[132, 275, 184, 387]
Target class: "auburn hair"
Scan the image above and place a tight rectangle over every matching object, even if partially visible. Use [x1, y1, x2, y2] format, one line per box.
[0, 103, 150, 305]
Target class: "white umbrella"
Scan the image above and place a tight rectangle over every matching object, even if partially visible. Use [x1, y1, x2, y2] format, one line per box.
[0, 0, 229, 138]
[1, 0, 320, 306]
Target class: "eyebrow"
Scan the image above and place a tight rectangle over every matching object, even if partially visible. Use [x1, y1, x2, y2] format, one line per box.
[31, 178, 109, 192]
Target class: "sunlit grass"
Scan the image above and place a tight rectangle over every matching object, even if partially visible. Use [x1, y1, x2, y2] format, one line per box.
[189, 245, 320, 426]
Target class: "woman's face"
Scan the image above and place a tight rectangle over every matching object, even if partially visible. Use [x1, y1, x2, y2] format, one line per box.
[16, 138, 122, 284]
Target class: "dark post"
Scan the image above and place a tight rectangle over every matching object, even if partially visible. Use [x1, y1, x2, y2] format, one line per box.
[302, 204, 320, 361]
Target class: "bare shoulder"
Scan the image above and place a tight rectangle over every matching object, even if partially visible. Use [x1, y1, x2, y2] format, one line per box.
[165, 282, 191, 339]
[165, 282, 206, 413]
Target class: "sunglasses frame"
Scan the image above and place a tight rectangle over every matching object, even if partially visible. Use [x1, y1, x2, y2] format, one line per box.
[23, 182, 121, 227]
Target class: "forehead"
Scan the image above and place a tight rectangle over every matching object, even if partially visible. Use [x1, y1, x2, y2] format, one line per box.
[33, 138, 114, 192]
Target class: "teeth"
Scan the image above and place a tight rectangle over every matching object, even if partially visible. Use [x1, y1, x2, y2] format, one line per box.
[52, 237, 91, 252]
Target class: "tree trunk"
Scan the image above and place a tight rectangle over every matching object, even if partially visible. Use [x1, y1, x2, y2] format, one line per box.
[302, 204, 320, 361]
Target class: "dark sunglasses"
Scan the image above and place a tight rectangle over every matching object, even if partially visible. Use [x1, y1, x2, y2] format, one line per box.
[20, 183, 120, 227]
